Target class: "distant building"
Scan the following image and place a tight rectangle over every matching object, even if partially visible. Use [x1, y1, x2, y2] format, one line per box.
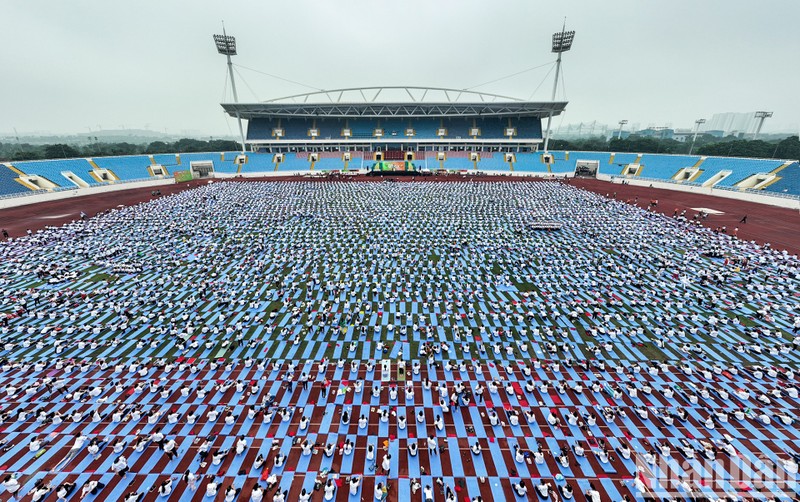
[672, 129, 694, 143]
[636, 128, 674, 140]
[706, 112, 758, 137]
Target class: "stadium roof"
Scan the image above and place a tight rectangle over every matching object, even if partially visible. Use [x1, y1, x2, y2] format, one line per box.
[221, 86, 567, 119]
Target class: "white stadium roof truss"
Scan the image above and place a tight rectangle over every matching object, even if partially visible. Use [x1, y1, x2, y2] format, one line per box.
[221, 86, 567, 119]
[265, 87, 525, 104]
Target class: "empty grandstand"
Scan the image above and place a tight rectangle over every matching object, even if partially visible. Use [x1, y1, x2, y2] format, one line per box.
[4, 147, 798, 199]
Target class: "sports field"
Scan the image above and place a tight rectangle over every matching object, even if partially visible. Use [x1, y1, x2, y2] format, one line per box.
[0, 180, 798, 501]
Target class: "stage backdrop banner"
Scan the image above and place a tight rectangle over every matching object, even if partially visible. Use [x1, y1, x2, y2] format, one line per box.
[373, 161, 414, 172]
[173, 170, 193, 183]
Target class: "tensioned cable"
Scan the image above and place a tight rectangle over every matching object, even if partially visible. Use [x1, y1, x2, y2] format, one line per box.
[220, 68, 235, 137]
[233, 66, 261, 102]
[462, 61, 556, 92]
[221, 67, 229, 103]
[527, 63, 556, 101]
[233, 63, 324, 92]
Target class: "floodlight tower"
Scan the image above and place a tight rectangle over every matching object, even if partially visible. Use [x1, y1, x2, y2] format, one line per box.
[752, 111, 773, 140]
[616, 120, 628, 140]
[689, 118, 706, 155]
[543, 22, 575, 153]
[214, 25, 247, 153]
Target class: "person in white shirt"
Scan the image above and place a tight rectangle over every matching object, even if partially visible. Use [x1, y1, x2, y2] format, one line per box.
[323, 480, 336, 501]
[29, 481, 52, 502]
[205, 478, 219, 498]
[236, 436, 247, 455]
[56, 481, 76, 500]
[536, 481, 551, 499]
[157, 479, 172, 497]
[111, 455, 129, 477]
[29, 437, 42, 453]
[585, 483, 601, 502]
[2, 475, 21, 497]
[374, 482, 386, 501]
[427, 436, 438, 455]
[224, 485, 241, 502]
[297, 488, 311, 502]
[80, 479, 106, 499]
[55, 434, 87, 469]
[349, 476, 360, 495]
[250, 484, 264, 502]
[183, 470, 197, 492]
[512, 480, 527, 497]
[559, 482, 574, 500]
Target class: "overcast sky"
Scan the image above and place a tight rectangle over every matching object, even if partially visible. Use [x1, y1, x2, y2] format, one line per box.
[1, 0, 798, 137]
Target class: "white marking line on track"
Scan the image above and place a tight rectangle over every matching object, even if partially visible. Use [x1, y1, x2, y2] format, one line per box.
[691, 207, 725, 215]
[37, 213, 76, 219]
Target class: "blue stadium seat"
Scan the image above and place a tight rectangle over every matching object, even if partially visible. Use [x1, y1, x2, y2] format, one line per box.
[612, 153, 639, 165]
[240, 153, 275, 173]
[513, 118, 543, 139]
[763, 162, 800, 195]
[92, 156, 152, 180]
[477, 153, 509, 171]
[412, 120, 440, 139]
[0, 165, 30, 196]
[13, 159, 96, 187]
[246, 118, 279, 140]
[513, 153, 551, 173]
[637, 154, 699, 179]
[175, 153, 219, 174]
[570, 152, 611, 173]
[379, 119, 408, 139]
[693, 157, 785, 186]
[153, 154, 178, 166]
[542, 151, 574, 173]
[313, 157, 344, 171]
[244, 116, 544, 141]
[280, 154, 311, 171]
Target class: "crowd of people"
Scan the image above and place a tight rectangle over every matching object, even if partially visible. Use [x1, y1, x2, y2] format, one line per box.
[0, 180, 798, 501]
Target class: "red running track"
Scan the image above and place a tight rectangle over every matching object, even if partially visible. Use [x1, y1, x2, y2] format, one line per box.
[569, 178, 800, 256]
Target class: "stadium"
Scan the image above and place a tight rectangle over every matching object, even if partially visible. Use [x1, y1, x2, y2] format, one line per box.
[1, 5, 799, 502]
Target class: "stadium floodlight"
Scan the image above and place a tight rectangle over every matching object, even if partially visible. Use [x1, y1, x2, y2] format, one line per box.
[617, 120, 628, 140]
[214, 24, 246, 153]
[544, 22, 576, 153]
[213, 34, 237, 56]
[689, 118, 706, 155]
[752, 111, 773, 140]
[551, 30, 576, 53]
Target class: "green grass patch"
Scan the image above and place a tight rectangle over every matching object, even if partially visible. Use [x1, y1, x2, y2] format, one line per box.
[86, 273, 118, 283]
[513, 282, 540, 293]
[637, 342, 667, 361]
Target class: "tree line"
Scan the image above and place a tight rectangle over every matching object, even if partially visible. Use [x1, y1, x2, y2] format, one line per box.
[1, 135, 798, 163]
[0, 138, 241, 162]
[549, 134, 799, 160]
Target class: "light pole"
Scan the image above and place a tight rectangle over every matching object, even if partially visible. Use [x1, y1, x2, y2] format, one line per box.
[543, 22, 575, 153]
[689, 118, 705, 155]
[752, 111, 773, 140]
[214, 26, 247, 153]
[616, 120, 628, 140]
